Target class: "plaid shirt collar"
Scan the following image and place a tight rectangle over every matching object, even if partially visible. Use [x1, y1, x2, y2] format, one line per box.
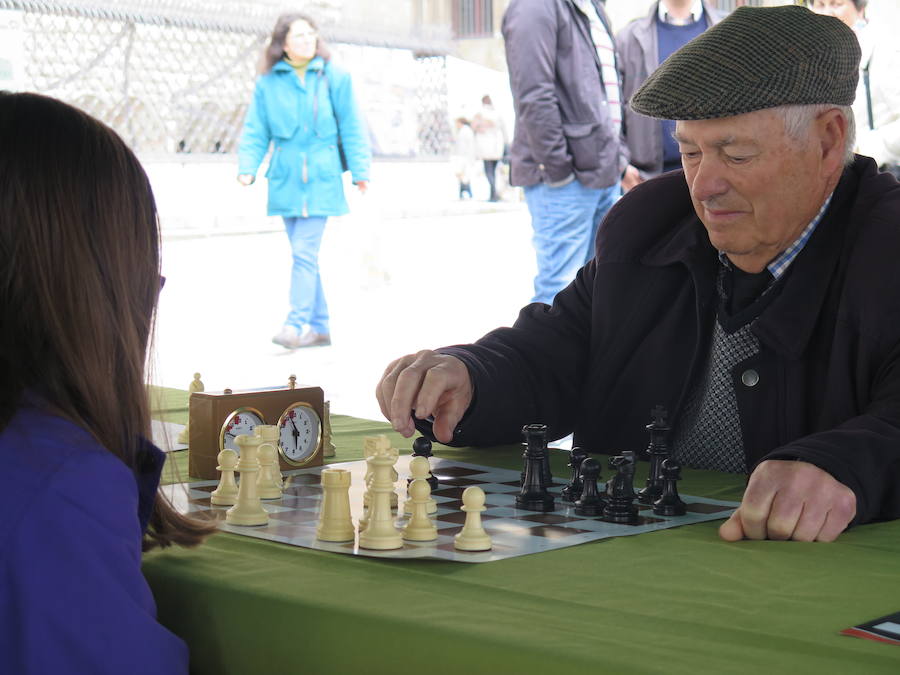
[717, 193, 833, 281]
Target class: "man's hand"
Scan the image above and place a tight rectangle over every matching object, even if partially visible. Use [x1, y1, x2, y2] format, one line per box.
[375, 351, 473, 444]
[621, 164, 644, 193]
[719, 460, 856, 542]
[237, 174, 255, 186]
[355, 180, 368, 194]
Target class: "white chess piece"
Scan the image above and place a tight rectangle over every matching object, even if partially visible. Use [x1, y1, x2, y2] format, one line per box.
[256, 442, 282, 500]
[225, 435, 269, 526]
[454, 486, 492, 551]
[255, 424, 283, 489]
[210, 449, 239, 506]
[358, 447, 402, 550]
[402, 469, 438, 542]
[404, 456, 437, 515]
[177, 372, 204, 444]
[322, 400, 336, 458]
[316, 469, 355, 542]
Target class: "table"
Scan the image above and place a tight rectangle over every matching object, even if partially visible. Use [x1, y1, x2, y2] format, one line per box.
[144, 388, 900, 674]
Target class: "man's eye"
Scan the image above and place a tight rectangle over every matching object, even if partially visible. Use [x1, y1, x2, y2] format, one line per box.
[680, 151, 700, 160]
[726, 155, 750, 164]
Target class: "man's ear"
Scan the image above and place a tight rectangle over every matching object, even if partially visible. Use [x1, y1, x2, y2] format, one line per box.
[816, 107, 849, 176]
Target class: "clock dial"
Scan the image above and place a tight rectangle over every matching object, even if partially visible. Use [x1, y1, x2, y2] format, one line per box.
[277, 402, 321, 466]
[220, 407, 265, 455]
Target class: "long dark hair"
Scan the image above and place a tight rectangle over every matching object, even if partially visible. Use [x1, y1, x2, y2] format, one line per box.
[0, 92, 213, 550]
[260, 12, 331, 74]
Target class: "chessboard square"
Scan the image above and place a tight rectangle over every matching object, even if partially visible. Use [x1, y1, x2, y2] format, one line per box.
[437, 499, 506, 511]
[483, 518, 541, 534]
[435, 511, 502, 525]
[478, 482, 521, 494]
[283, 474, 321, 486]
[431, 486, 469, 499]
[527, 524, 593, 538]
[431, 466, 488, 478]
[517, 513, 583, 525]
[279, 496, 321, 509]
[480, 506, 521, 518]
[439, 477, 486, 487]
[268, 509, 320, 523]
[482, 493, 517, 506]
[191, 485, 217, 494]
[188, 496, 213, 506]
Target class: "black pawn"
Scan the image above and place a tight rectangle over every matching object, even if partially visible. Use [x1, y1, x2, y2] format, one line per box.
[653, 458, 686, 516]
[604, 452, 638, 524]
[561, 447, 589, 503]
[411, 436, 438, 491]
[574, 457, 605, 517]
[638, 405, 670, 505]
[516, 424, 555, 512]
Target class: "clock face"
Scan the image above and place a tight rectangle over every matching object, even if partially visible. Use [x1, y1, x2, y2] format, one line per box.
[277, 402, 321, 466]
[220, 407, 265, 455]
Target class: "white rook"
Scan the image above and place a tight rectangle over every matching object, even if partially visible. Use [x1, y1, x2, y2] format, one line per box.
[316, 469, 355, 542]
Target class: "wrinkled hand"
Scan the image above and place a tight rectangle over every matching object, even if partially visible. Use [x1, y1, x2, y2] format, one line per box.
[376, 350, 473, 444]
[621, 164, 644, 193]
[355, 180, 368, 194]
[719, 460, 856, 542]
[237, 174, 255, 186]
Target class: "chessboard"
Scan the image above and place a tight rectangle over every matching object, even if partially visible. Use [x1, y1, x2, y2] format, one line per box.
[165, 455, 739, 563]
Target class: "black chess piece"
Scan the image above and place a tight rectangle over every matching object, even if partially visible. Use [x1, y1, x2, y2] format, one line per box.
[411, 436, 438, 491]
[574, 457, 605, 516]
[638, 405, 670, 505]
[604, 452, 638, 524]
[516, 424, 555, 512]
[653, 458, 687, 516]
[561, 447, 589, 503]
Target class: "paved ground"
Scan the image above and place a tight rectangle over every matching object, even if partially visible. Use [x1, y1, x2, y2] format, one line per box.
[150, 158, 537, 423]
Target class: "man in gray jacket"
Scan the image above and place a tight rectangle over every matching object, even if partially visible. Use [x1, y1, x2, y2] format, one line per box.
[502, 0, 627, 305]
[618, 0, 723, 190]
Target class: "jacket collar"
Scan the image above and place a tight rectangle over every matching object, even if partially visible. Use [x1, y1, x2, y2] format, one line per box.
[272, 55, 325, 75]
[643, 162, 867, 359]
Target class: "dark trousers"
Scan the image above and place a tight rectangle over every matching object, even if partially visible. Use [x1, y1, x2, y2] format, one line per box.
[483, 160, 499, 201]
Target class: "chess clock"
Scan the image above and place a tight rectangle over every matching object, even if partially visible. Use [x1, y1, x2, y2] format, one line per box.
[188, 376, 325, 479]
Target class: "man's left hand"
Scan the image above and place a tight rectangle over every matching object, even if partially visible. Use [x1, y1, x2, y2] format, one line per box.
[355, 180, 369, 194]
[719, 460, 856, 542]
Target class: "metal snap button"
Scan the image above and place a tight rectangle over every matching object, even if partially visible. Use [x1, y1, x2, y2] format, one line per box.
[741, 369, 760, 387]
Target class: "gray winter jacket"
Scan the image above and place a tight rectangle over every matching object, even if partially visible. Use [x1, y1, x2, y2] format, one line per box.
[501, 0, 627, 189]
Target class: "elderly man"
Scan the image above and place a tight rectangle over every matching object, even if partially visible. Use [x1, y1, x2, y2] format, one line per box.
[376, 6, 900, 542]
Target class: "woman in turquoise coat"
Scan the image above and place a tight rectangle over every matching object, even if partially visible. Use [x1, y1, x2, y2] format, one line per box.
[238, 12, 371, 349]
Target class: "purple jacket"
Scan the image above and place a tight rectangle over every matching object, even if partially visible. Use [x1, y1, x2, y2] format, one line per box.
[0, 404, 188, 674]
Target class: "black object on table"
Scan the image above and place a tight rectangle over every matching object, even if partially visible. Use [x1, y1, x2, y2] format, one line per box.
[574, 457, 606, 517]
[605, 451, 639, 524]
[561, 446, 589, 503]
[638, 405, 670, 505]
[516, 423, 555, 512]
[653, 458, 687, 516]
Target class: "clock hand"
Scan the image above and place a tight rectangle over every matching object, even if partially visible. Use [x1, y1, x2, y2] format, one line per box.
[289, 418, 300, 450]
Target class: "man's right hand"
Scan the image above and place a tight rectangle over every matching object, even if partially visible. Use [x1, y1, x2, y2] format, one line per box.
[375, 351, 473, 444]
[237, 174, 255, 186]
[621, 164, 644, 193]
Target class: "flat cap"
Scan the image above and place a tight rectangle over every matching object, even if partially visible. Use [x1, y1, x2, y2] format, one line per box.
[630, 5, 860, 120]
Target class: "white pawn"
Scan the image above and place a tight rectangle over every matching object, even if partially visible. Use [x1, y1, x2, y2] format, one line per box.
[177, 372, 204, 444]
[225, 435, 269, 526]
[256, 442, 282, 500]
[255, 425, 283, 489]
[317, 469, 355, 542]
[322, 400, 336, 458]
[210, 449, 239, 506]
[402, 471, 438, 542]
[404, 455, 437, 515]
[454, 486, 492, 551]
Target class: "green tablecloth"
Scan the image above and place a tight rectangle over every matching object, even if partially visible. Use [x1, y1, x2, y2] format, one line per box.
[144, 388, 900, 674]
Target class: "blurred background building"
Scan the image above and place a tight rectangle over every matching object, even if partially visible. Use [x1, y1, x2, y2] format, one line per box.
[0, 0, 842, 162]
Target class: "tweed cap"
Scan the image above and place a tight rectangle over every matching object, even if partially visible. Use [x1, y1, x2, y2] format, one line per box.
[630, 5, 860, 120]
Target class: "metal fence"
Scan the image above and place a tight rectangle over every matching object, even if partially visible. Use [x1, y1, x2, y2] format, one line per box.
[0, 0, 453, 157]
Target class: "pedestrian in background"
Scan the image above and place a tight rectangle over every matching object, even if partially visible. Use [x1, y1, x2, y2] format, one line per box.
[238, 12, 371, 349]
[617, 0, 722, 191]
[502, 0, 626, 306]
[809, 0, 900, 178]
[451, 116, 477, 199]
[472, 95, 506, 202]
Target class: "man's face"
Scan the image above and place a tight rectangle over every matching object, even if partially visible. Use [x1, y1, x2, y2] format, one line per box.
[675, 109, 831, 273]
[810, 0, 864, 28]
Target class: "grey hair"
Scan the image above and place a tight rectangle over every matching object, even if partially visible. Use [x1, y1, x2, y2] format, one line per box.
[775, 104, 856, 165]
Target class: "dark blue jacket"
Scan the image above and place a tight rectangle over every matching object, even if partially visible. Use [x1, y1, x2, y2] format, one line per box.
[0, 404, 187, 674]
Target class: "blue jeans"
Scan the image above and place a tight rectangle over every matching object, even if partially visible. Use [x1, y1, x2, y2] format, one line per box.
[524, 179, 620, 304]
[283, 216, 329, 334]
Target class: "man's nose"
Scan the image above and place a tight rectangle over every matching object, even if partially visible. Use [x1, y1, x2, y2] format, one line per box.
[689, 157, 730, 204]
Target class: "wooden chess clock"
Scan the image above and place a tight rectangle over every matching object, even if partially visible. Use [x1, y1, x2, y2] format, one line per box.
[188, 375, 325, 479]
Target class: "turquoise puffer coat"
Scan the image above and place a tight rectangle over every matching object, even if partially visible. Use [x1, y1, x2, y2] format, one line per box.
[238, 57, 371, 217]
